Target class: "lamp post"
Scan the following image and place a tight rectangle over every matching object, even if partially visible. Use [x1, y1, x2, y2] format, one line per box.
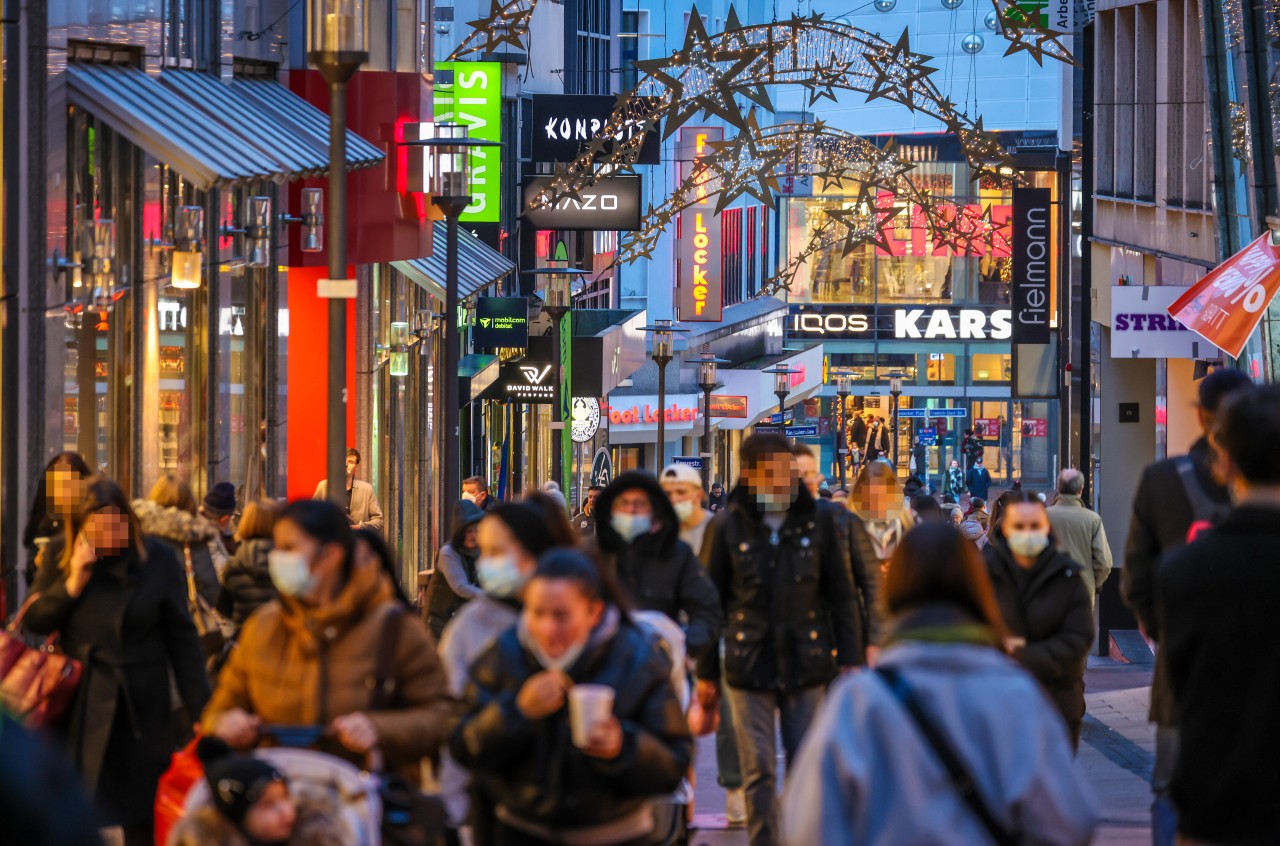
[888, 370, 905, 469]
[531, 265, 590, 489]
[407, 123, 500, 515]
[642, 320, 683, 473]
[308, 0, 367, 505]
[764, 365, 797, 420]
[836, 374, 851, 489]
[696, 346, 729, 491]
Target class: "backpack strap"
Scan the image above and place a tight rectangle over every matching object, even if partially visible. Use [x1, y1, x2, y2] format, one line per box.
[1174, 456, 1229, 525]
[877, 666, 1018, 846]
[370, 607, 407, 711]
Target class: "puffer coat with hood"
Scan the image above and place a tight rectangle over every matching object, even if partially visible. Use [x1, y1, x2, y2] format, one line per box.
[133, 498, 227, 609]
[590, 471, 723, 668]
[984, 532, 1094, 737]
[216, 537, 276, 628]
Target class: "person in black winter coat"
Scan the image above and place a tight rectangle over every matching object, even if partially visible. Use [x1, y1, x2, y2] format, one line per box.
[0, 711, 104, 846]
[26, 478, 211, 846]
[1157, 385, 1280, 846]
[983, 491, 1093, 746]
[697, 434, 861, 846]
[591, 471, 723, 668]
[425, 499, 486, 640]
[216, 499, 278, 629]
[20, 451, 92, 587]
[452, 550, 692, 846]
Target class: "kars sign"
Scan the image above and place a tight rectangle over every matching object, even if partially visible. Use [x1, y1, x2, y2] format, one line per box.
[433, 62, 501, 223]
[677, 127, 724, 322]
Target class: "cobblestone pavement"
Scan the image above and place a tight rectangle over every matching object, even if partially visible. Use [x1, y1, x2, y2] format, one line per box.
[688, 656, 1156, 845]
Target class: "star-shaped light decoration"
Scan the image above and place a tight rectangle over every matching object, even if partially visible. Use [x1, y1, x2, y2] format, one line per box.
[448, 0, 536, 59]
[989, 0, 1076, 66]
[702, 113, 795, 211]
[825, 187, 903, 256]
[863, 30, 939, 114]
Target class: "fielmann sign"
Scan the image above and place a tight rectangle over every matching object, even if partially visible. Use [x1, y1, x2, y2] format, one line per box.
[677, 127, 725, 322]
[433, 62, 501, 223]
[1011, 187, 1052, 344]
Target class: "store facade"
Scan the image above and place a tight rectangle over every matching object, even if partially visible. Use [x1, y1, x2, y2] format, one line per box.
[780, 133, 1066, 490]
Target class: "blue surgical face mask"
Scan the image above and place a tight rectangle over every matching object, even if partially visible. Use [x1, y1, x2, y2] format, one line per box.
[477, 554, 526, 598]
[268, 549, 316, 598]
[611, 512, 652, 542]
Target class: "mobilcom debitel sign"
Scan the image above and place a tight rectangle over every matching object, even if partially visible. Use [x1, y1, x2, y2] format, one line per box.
[433, 62, 501, 222]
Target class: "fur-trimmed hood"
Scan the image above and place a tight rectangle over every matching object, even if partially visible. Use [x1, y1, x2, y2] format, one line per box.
[133, 498, 222, 545]
[167, 787, 353, 846]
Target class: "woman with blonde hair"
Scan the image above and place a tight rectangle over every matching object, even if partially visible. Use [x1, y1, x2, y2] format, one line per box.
[133, 474, 228, 613]
[217, 499, 280, 629]
[27, 478, 210, 845]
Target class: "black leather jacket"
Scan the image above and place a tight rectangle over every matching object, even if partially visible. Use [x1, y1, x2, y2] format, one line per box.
[698, 485, 863, 691]
[451, 617, 692, 831]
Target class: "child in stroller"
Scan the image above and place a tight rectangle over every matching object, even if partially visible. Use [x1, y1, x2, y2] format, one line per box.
[167, 736, 374, 846]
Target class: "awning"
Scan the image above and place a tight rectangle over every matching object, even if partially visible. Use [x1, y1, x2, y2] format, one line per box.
[230, 77, 385, 170]
[391, 222, 516, 301]
[65, 63, 384, 190]
[458, 354, 499, 405]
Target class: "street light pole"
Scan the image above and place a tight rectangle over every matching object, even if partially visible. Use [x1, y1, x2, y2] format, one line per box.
[696, 347, 728, 491]
[531, 265, 585, 489]
[836, 374, 851, 489]
[643, 320, 677, 473]
[308, 0, 367, 505]
[889, 371, 905, 470]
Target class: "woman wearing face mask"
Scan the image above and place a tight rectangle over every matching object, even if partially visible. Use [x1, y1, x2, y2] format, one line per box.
[983, 491, 1094, 746]
[424, 498, 487, 640]
[946, 459, 965, 499]
[452, 549, 693, 846]
[21, 451, 92, 588]
[202, 499, 450, 779]
[590, 472, 723, 671]
[436, 494, 578, 841]
[26, 478, 211, 846]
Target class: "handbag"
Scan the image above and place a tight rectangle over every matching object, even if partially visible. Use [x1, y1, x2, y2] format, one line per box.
[876, 666, 1018, 846]
[371, 608, 447, 846]
[0, 592, 83, 728]
[154, 736, 204, 846]
[184, 545, 224, 659]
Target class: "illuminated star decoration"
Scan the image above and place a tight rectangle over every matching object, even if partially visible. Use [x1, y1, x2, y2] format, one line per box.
[703, 112, 794, 211]
[987, 0, 1076, 67]
[448, 0, 536, 59]
[863, 31, 940, 114]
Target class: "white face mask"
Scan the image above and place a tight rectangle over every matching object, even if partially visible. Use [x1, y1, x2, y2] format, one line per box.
[518, 618, 590, 672]
[461, 492, 478, 504]
[611, 512, 652, 542]
[268, 550, 316, 598]
[476, 554, 526, 598]
[1007, 530, 1050, 558]
[672, 499, 695, 522]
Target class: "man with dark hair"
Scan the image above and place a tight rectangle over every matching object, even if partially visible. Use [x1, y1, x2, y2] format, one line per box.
[200, 481, 240, 555]
[1123, 366, 1252, 845]
[1159, 385, 1280, 845]
[461, 475, 496, 512]
[570, 484, 604, 537]
[312, 447, 384, 531]
[699, 434, 861, 846]
[1047, 468, 1112, 607]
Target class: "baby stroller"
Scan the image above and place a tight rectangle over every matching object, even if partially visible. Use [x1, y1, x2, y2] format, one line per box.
[180, 741, 382, 846]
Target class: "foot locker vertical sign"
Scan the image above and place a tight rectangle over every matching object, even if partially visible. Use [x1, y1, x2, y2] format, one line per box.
[677, 127, 725, 322]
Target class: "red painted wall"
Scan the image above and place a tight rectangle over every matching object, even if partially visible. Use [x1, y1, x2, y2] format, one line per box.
[286, 266, 358, 501]
[286, 70, 434, 267]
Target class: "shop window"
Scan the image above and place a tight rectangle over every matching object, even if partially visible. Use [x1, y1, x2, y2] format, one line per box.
[925, 352, 956, 385]
[971, 353, 1012, 384]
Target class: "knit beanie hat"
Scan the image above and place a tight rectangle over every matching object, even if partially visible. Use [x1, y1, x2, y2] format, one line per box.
[196, 737, 287, 826]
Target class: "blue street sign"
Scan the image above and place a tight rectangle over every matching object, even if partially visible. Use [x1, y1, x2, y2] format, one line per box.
[788, 425, 818, 437]
[672, 456, 703, 470]
[898, 408, 927, 419]
[769, 410, 795, 424]
[929, 408, 968, 418]
[754, 425, 783, 435]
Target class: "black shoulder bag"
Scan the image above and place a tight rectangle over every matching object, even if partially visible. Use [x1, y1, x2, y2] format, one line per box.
[876, 666, 1018, 846]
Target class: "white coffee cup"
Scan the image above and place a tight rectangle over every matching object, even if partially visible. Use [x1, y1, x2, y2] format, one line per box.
[569, 684, 615, 748]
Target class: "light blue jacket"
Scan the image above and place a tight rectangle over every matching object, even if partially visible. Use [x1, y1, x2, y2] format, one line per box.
[782, 639, 1097, 846]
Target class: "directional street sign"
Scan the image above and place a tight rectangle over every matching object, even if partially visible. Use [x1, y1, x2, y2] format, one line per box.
[898, 408, 967, 419]
[898, 408, 927, 419]
[919, 426, 938, 446]
[788, 425, 818, 437]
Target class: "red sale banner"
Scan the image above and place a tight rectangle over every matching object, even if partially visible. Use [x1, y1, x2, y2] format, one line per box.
[1168, 233, 1280, 358]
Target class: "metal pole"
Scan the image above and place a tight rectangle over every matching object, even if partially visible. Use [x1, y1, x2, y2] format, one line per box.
[656, 360, 666, 473]
[443, 213, 461, 512]
[552, 313, 563, 486]
[838, 394, 847, 489]
[891, 393, 900, 469]
[702, 386, 712, 490]
[326, 80, 348, 505]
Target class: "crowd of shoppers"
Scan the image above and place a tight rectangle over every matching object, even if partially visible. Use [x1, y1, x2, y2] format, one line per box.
[31, 378, 1280, 846]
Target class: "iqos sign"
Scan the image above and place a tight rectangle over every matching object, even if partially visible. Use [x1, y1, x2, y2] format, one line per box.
[787, 306, 1012, 341]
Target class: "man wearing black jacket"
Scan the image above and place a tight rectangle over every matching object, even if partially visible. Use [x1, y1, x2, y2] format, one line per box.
[591, 472, 723, 668]
[697, 434, 861, 846]
[1159, 384, 1280, 845]
[1122, 367, 1251, 845]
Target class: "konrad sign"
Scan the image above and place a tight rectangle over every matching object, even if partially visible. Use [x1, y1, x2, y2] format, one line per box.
[530, 95, 661, 164]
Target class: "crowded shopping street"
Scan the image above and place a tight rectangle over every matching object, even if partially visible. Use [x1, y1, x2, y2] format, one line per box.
[4, 1, 1280, 845]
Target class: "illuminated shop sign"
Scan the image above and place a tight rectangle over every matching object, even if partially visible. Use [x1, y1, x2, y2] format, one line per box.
[521, 176, 642, 231]
[606, 401, 700, 425]
[530, 95, 662, 164]
[709, 395, 748, 418]
[1011, 187, 1052, 344]
[676, 127, 724, 322]
[786, 305, 1012, 341]
[474, 297, 529, 349]
[499, 360, 556, 403]
[433, 62, 502, 222]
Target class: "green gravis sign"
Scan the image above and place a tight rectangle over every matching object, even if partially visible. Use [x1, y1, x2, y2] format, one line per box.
[433, 61, 501, 223]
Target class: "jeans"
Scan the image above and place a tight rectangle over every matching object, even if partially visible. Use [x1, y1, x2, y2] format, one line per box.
[725, 684, 826, 846]
[1153, 726, 1180, 846]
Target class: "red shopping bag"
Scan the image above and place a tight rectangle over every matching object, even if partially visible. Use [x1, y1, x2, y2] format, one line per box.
[154, 737, 204, 845]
